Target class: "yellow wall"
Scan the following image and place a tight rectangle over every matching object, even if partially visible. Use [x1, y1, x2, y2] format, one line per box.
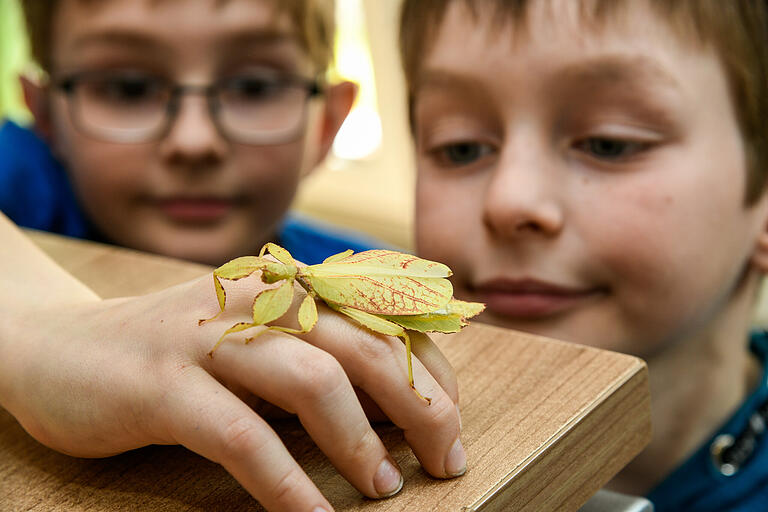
[293, 0, 415, 250]
[0, 0, 32, 124]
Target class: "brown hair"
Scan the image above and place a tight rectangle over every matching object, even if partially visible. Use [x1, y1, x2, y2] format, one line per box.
[400, 0, 768, 203]
[21, 0, 336, 74]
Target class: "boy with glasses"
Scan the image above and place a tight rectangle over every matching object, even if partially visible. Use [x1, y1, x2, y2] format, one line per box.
[2, 0, 376, 265]
[0, 2, 464, 511]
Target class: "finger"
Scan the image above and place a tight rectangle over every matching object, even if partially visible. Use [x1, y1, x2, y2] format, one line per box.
[408, 331, 459, 405]
[211, 332, 405, 499]
[161, 368, 334, 512]
[302, 307, 465, 480]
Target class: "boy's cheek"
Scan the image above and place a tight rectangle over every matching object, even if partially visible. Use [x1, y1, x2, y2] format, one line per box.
[415, 197, 479, 304]
[416, 192, 458, 255]
[65, 145, 154, 220]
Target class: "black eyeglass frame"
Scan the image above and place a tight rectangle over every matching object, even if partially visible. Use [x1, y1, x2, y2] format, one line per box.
[52, 70, 324, 145]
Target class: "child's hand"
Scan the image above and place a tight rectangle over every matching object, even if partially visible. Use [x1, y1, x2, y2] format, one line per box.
[0, 275, 462, 512]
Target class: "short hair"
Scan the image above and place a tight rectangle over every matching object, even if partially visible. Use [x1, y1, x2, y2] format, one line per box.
[21, 0, 335, 75]
[400, 0, 768, 204]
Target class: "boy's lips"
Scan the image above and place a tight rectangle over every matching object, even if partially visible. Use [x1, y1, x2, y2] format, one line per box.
[472, 278, 605, 319]
[154, 197, 237, 223]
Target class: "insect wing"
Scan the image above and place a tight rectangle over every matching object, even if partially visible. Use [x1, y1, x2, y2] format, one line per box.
[251, 280, 294, 325]
[335, 306, 405, 337]
[445, 299, 486, 318]
[308, 250, 452, 278]
[382, 312, 466, 333]
[305, 274, 453, 315]
[303, 250, 453, 315]
[381, 299, 485, 334]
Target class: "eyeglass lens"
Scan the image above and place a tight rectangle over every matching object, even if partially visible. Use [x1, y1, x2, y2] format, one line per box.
[67, 71, 316, 144]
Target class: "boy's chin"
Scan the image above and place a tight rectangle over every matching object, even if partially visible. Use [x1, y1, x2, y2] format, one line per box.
[477, 310, 619, 351]
[149, 241, 234, 266]
[162, 245, 235, 266]
[130, 226, 269, 266]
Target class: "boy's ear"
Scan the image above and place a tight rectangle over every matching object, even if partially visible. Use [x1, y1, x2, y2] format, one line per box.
[753, 225, 768, 272]
[20, 75, 53, 142]
[752, 192, 768, 272]
[310, 80, 358, 166]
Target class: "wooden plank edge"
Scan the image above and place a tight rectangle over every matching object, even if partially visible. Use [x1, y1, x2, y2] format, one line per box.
[26, 229, 212, 275]
[467, 358, 651, 512]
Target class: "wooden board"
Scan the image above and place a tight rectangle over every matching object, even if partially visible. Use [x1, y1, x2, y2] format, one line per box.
[0, 231, 652, 511]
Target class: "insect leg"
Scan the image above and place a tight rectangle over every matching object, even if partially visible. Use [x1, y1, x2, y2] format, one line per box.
[400, 330, 431, 405]
[207, 321, 258, 357]
[199, 257, 272, 324]
[250, 293, 319, 337]
[334, 306, 431, 405]
[198, 275, 227, 326]
[259, 243, 295, 266]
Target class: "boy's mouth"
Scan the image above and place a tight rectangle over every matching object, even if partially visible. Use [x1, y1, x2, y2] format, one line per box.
[472, 278, 606, 319]
[154, 197, 237, 224]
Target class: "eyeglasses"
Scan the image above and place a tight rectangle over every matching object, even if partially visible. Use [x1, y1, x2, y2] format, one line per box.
[52, 70, 322, 145]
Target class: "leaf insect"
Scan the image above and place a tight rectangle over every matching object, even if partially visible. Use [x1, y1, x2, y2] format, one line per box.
[199, 243, 485, 404]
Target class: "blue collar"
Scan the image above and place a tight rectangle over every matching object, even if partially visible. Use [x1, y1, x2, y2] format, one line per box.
[646, 331, 768, 512]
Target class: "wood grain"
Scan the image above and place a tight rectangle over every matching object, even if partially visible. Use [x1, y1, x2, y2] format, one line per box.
[0, 231, 652, 511]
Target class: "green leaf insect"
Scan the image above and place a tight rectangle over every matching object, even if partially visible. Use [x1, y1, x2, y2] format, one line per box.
[199, 243, 485, 404]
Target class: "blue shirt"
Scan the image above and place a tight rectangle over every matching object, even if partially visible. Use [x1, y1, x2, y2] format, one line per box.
[647, 331, 768, 511]
[0, 119, 382, 264]
[0, 120, 90, 238]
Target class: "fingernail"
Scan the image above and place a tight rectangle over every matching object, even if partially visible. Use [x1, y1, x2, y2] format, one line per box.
[373, 458, 403, 497]
[312, 507, 331, 512]
[456, 403, 463, 431]
[445, 438, 467, 477]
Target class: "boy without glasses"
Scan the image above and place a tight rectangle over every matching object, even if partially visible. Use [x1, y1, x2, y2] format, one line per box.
[0, 2, 465, 511]
[401, 0, 768, 510]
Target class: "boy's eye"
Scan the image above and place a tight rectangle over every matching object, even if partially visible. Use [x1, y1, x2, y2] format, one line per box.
[433, 142, 494, 167]
[223, 75, 286, 102]
[88, 75, 166, 105]
[575, 137, 648, 160]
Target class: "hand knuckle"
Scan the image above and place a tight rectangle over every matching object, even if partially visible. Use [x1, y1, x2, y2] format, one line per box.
[353, 329, 397, 363]
[345, 428, 380, 462]
[422, 394, 456, 431]
[219, 416, 266, 459]
[292, 351, 348, 400]
[269, 467, 305, 507]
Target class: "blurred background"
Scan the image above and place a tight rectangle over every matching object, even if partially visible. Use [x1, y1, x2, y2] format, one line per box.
[5, 0, 768, 325]
[0, 0, 415, 250]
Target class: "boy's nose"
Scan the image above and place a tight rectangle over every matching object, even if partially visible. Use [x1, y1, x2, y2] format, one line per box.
[159, 95, 227, 167]
[482, 149, 564, 238]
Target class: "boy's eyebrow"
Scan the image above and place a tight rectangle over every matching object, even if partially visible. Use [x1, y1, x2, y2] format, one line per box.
[413, 69, 488, 94]
[415, 55, 681, 94]
[220, 29, 301, 48]
[71, 31, 172, 55]
[70, 29, 298, 55]
[556, 55, 681, 91]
